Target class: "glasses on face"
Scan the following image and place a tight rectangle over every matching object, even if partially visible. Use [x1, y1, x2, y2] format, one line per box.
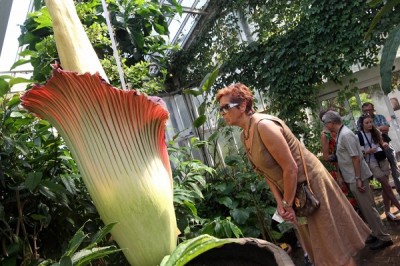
[219, 103, 239, 115]
[363, 108, 373, 114]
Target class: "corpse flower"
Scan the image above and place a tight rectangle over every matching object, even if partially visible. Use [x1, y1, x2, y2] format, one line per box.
[21, 0, 177, 265]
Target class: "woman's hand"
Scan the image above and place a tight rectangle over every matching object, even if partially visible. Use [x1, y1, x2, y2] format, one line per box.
[277, 205, 298, 225]
[382, 142, 389, 149]
[366, 147, 377, 154]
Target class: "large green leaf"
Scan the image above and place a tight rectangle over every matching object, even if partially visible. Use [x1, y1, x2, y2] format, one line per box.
[60, 175, 78, 195]
[7, 95, 21, 107]
[380, 25, 400, 94]
[86, 222, 117, 249]
[71, 246, 122, 266]
[197, 102, 206, 116]
[25, 172, 43, 192]
[183, 200, 198, 216]
[193, 114, 206, 128]
[63, 225, 88, 257]
[218, 196, 233, 208]
[160, 234, 239, 266]
[33, 8, 53, 30]
[366, 0, 400, 37]
[183, 88, 202, 96]
[59, 256, 73, 266]
[199, 65, 220, 93]
[0, 78, 10, 97]
[10, 59, 32, 70]
[230, 208, 250, 224]
[227, 220, 244, 238]
[9, 77, 32, 87]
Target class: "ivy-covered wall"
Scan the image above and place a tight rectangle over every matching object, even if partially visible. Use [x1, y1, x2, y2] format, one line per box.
[168, 0, 399, 141]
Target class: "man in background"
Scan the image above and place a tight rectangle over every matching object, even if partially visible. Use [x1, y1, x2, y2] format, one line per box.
[361, 102, 400, 195]
[323, 110, 393, 250]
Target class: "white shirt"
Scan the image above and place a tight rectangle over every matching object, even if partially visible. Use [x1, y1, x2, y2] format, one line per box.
[336, 126, 372, 183]
[360, 131, 382, 163]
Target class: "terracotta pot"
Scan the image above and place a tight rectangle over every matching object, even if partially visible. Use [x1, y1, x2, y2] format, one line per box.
[186, 237, 295, 266]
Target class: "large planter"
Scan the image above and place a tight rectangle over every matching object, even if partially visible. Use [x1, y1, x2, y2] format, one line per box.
[186, 237, 294, 266]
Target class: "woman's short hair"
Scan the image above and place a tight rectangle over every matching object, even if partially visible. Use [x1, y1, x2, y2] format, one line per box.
[216, 83, 255, 114]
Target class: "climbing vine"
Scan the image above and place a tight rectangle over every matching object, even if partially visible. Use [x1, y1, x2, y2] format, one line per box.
[168, 0, 399, 144]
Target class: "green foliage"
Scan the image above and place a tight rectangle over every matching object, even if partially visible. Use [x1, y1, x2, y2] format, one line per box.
[169, 0, 400, 143]
[197, 153, 288, 244]
[199, 217, 243, 239]
[11, 0, 399, 263]
[169, 136, 249, 242]
[0, 90, 128, 264]
[366, 0, 400, 37]
[160, 234, 239, 266]
[380, 25, 400, 94]
[367, 0, 400, 94]
[168, 137, 213, 238]
[37, 222, 122, 266]
[17, 0, 180, 93]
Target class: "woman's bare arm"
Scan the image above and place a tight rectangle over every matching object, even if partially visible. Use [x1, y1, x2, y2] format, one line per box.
[320, 131, 330, 161]
[257, 120, 298, 206]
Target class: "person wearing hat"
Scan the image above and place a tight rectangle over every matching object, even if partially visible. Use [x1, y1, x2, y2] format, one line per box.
[323, 110, 393, 250]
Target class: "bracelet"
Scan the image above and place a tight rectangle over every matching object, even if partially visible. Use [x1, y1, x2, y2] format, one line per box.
[282, 200, 291, 208]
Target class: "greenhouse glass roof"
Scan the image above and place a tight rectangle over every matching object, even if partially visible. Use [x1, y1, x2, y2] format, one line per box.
[164, 0, 210, 46]
[0, 0, 210, 72]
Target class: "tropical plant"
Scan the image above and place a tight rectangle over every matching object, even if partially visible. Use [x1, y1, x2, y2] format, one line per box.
[197, 153, 290, 244]
[16, 0, 180, 93]
[36, 222, 122, 266]
[1, 0, 184, 264]
[160, 234, 243, 266]
[169, 137, 211, 237]
[366, 0, 400, 94]
[0, 85, 109, 264]
[20, 0, 179, 265]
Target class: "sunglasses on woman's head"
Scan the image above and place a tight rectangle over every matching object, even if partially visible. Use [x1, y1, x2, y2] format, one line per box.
[219, 103, 239, 115]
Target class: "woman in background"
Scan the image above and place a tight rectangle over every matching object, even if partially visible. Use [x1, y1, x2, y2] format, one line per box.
[358, 114, 400, 221]
[216, 83, 370, 266]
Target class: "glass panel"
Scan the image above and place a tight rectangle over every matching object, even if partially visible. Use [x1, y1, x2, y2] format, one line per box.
[164, 96, 182, 140]
[174, 94, 193, 138]
[195, 0, 209, 9]
[177, 15, 196, 45]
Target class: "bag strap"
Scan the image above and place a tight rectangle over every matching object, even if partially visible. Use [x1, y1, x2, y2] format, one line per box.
[362, 130, 373, 148]
[298, 141, 314, 194]
[356, 131, 365, 146]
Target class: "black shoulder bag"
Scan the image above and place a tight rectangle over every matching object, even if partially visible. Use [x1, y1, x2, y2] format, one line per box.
[362, 131, 386, 162]
[293, 142, 320, 217]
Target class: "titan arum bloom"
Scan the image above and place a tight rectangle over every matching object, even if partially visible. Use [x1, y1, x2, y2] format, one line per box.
[21, 0, 177, 265]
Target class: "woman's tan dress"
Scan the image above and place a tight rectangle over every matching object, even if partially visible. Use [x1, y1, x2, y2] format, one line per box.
[244, 114, 371, 266]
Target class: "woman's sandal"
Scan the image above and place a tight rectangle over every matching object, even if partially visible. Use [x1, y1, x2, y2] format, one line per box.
[386, 212, 400, 221]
